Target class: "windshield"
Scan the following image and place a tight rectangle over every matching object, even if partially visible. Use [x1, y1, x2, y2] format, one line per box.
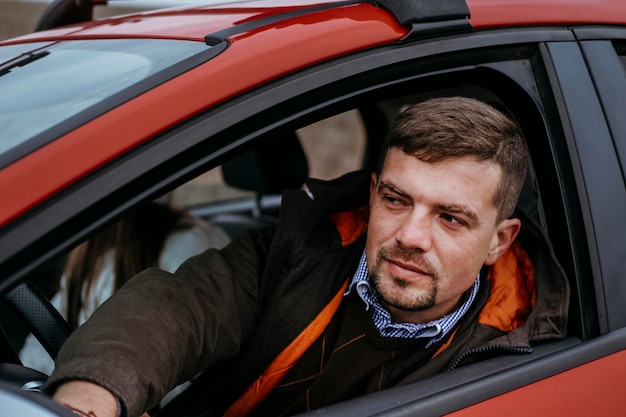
[0, 39, 210, 162]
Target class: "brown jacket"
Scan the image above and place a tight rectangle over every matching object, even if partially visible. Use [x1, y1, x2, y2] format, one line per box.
[46, 170, 569, 417]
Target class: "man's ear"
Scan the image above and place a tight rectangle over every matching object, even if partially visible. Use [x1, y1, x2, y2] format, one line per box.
[369, 172, 378, 205]
[484, 218, 522, 265]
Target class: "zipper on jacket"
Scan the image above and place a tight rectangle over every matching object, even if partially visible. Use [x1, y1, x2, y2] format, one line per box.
[448, 345, 533, 370]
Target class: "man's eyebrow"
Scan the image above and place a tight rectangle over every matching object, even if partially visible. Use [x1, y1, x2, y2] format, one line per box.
[378, 181, 481, 224]
[377, 181, 412, 201]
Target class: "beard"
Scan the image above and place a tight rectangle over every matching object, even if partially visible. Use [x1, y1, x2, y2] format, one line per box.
[369, 244, 439, 312]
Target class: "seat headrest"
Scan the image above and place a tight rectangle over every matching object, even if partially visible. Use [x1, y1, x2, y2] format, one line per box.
[358, 104, 389, 169]
[222, 131, 309, 195]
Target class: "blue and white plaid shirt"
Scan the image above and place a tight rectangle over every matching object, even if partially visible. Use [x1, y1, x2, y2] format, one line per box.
[345, 251, 480, 348]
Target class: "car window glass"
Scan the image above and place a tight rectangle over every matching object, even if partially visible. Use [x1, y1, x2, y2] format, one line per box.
[0, 39, 208, 156]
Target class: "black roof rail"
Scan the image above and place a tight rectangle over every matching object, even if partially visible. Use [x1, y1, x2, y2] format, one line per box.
[206, 0, 471, 46]
[35, 0, 107, 32]
[205, 0, 360, 46]
[370, 0, 472, 40]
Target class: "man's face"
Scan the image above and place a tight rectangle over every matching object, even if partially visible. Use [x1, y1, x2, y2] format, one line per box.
[366, 148, 520, 324]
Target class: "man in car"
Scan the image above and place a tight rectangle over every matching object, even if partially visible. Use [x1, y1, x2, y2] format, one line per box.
[46, 96, 569, 417]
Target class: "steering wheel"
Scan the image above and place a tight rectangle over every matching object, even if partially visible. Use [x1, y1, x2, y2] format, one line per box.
[0, 281, 74, 414]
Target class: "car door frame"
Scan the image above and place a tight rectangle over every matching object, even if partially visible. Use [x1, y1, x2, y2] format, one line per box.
[574, 28, 626, 332]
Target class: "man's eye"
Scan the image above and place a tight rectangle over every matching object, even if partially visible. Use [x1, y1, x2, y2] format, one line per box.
[441, 213, 463, 224]
[383, 195, 403, 205]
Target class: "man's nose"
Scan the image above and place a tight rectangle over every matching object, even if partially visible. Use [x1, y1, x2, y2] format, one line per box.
[394, 209, 433, 252]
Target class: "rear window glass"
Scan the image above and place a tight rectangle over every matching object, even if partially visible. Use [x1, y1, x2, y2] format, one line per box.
[0, 39, 209, 159]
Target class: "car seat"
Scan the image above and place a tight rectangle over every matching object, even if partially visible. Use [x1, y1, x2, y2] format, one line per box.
[213, 131, 309, 237]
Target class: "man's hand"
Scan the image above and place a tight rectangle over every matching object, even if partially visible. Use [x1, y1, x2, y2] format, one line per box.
[53, 381, 119, 417]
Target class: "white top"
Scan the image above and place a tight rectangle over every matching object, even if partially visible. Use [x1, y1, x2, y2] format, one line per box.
[19, 221, 230, 375]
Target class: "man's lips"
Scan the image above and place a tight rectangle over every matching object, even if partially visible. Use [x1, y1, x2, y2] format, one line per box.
[386, 258, 431, 279]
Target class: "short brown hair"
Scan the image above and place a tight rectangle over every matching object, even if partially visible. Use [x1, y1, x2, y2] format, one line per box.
[378, 96, 528, 221]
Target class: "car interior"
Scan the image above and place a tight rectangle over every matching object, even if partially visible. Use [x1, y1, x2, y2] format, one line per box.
[0, 76, 584, 414]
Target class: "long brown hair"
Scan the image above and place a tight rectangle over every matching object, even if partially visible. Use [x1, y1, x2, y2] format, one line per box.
[64, 203, 186, 329]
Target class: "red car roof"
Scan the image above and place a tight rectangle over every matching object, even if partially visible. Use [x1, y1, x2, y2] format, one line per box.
[6, 0, 626, 43]
[469, 0, 626, 28]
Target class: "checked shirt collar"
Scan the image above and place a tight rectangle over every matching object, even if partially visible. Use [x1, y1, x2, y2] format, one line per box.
[346, 251, 480, 348]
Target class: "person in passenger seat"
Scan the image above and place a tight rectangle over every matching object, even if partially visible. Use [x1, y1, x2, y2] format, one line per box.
[19, 202, 230, 375]
[46, 96, 569, 417]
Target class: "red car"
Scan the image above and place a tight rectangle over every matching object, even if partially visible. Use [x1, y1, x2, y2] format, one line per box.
[1, 0, 625, 415]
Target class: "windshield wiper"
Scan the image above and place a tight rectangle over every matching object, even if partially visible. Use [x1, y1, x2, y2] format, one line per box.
[0, 51, 50, 77]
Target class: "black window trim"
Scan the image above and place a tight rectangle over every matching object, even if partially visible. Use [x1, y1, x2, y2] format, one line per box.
[578, 39, 626, 331]
[543, 40, 626, 335]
